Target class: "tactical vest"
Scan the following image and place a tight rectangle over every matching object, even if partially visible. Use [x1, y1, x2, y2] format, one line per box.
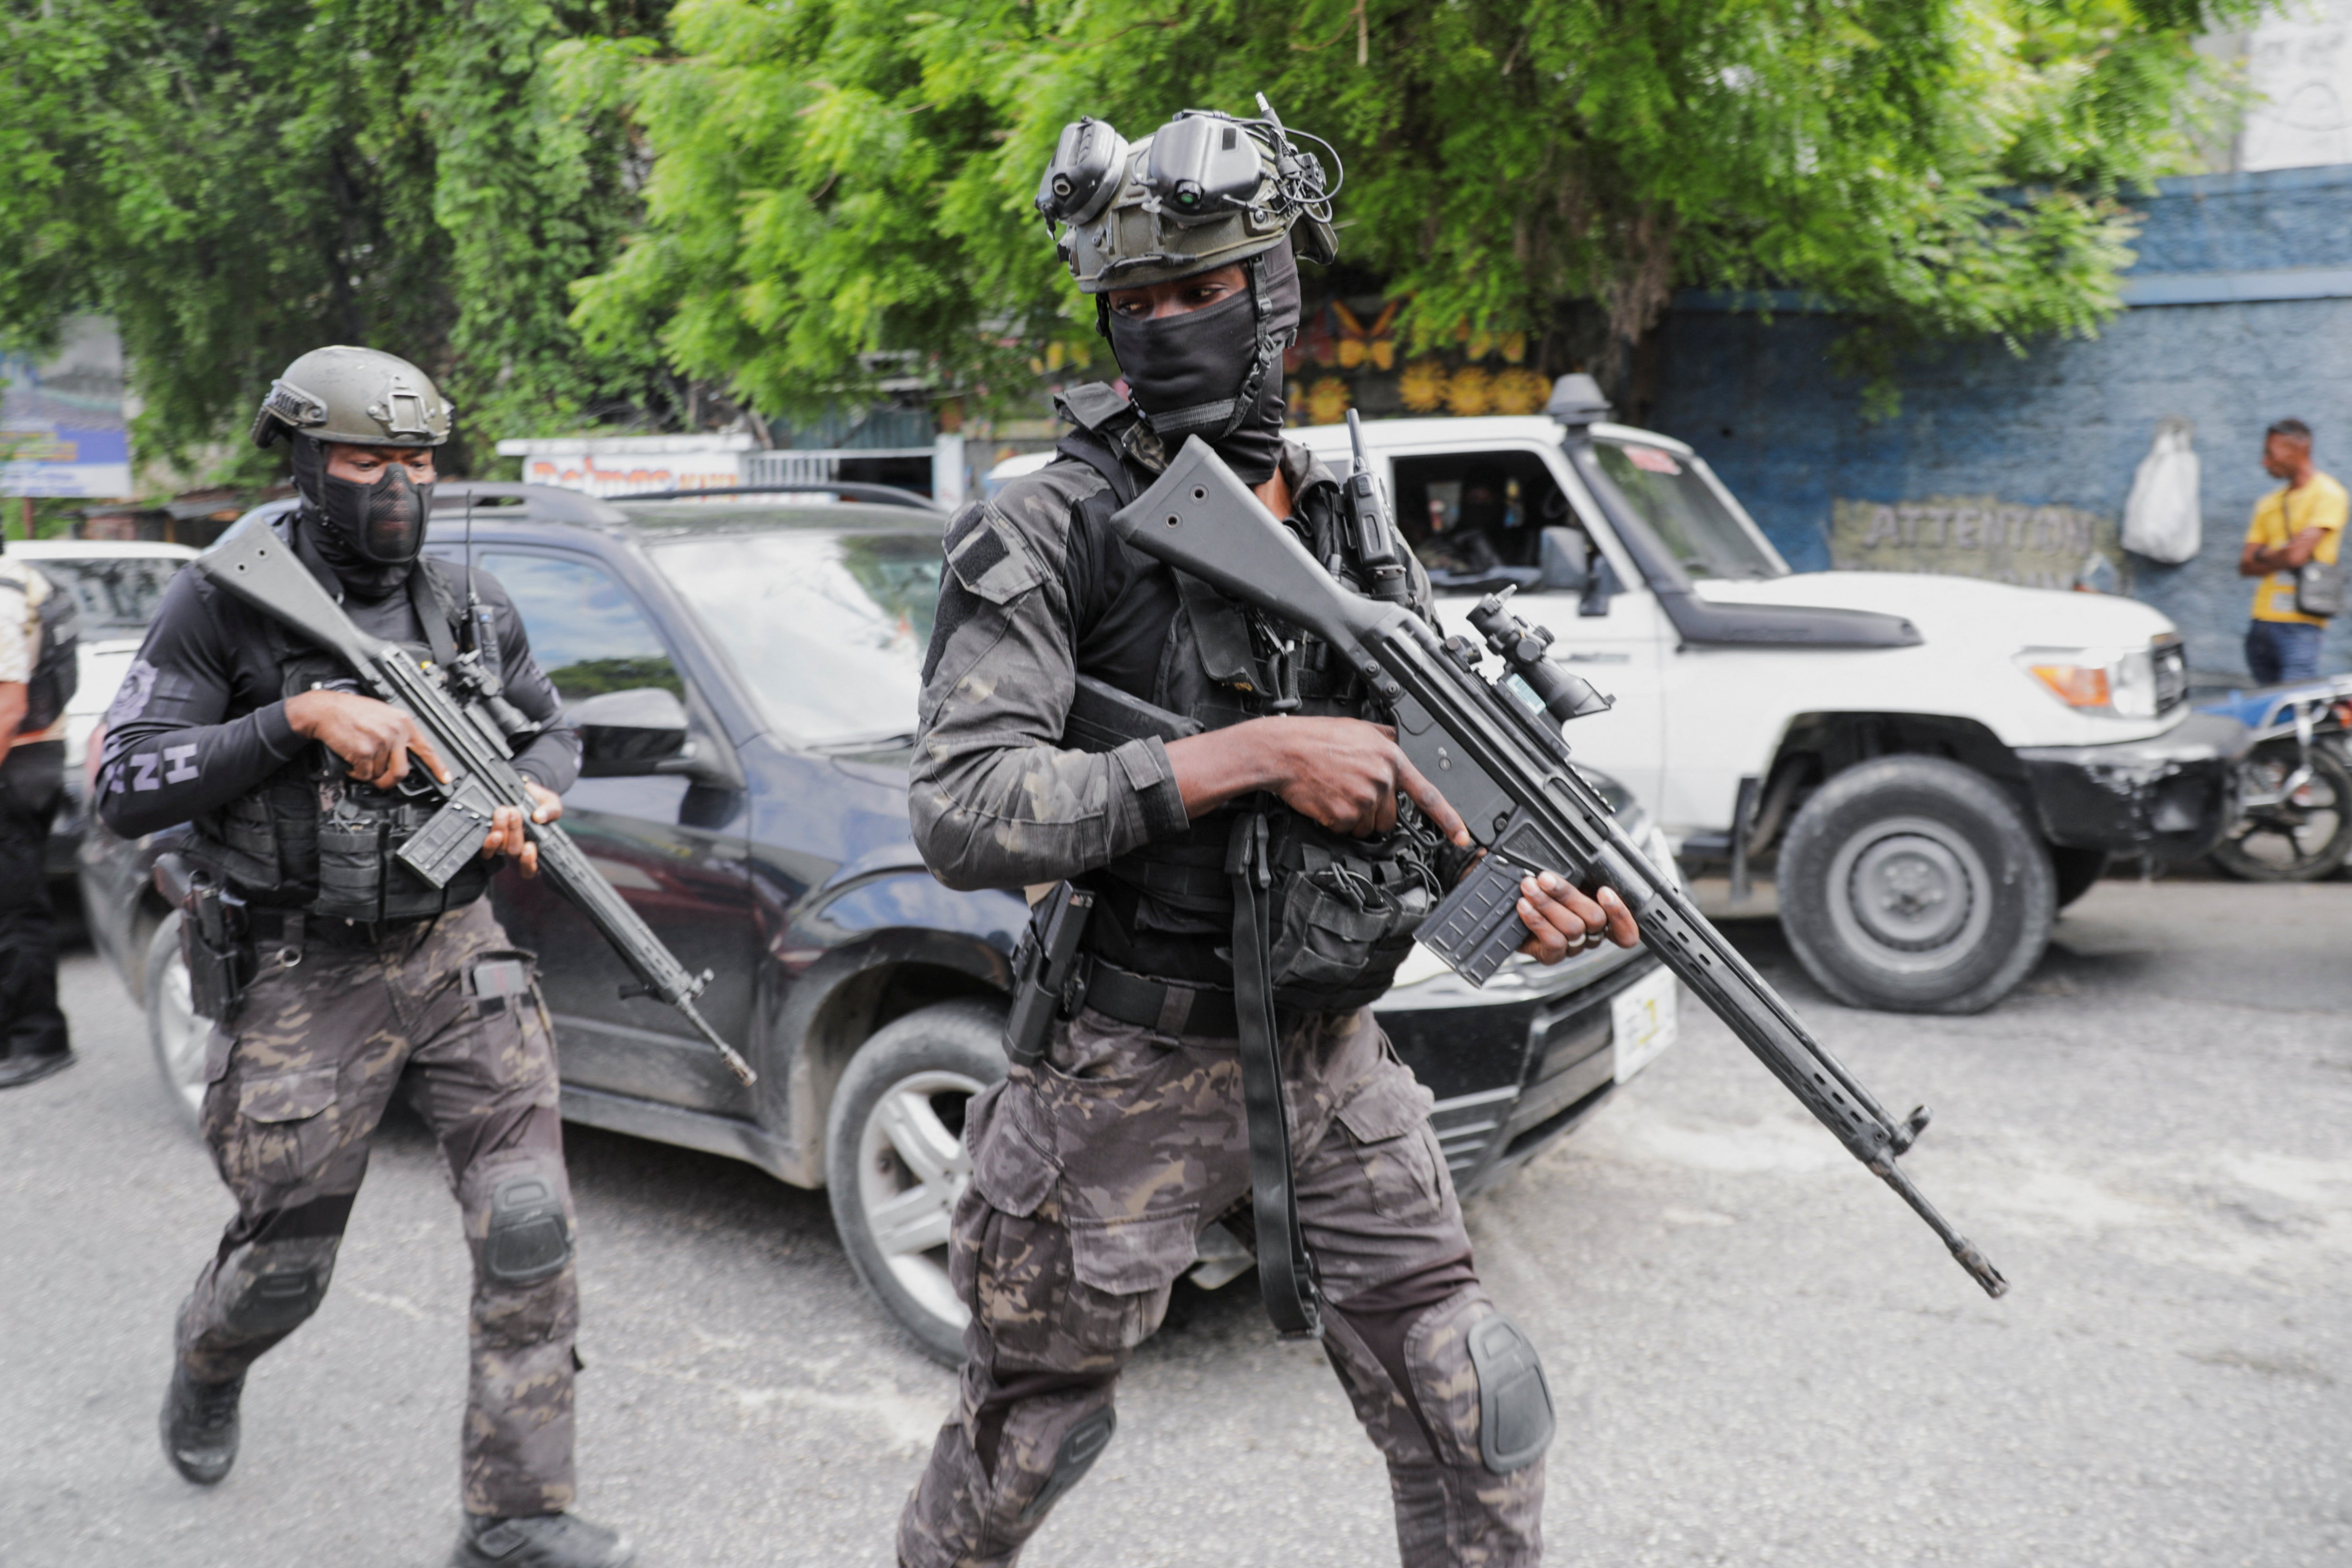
[188, 542, 495, 922]
[1051, 388, 1443, 1011]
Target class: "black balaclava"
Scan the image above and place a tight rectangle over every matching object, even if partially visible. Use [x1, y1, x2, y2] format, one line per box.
[288, 434, 433, 599]
[1108, 236, 1300, 485]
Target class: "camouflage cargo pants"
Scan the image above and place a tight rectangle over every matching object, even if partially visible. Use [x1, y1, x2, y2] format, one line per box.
[897, 1005, 1547, 1568]
[175, 898, 580, 1518]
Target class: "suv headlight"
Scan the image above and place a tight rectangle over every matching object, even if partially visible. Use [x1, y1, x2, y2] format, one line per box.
[2017, 645, 2159, 718]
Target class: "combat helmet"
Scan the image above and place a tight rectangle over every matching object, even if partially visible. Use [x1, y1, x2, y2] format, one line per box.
[1037, 96, 1339, 294]
[249, 345, 453, 450]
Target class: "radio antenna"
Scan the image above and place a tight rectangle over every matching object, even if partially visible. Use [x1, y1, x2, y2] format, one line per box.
[463, 488, 480, 653]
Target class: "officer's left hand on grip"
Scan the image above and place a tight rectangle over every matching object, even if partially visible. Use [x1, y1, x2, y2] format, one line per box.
[1515, 875, 1636, 963]
[479, 782, 563, 877]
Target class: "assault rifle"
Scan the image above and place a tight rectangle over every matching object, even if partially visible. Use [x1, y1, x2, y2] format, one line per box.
[1108, 430, 2008, 1298]
[195, 526, 757, 1086]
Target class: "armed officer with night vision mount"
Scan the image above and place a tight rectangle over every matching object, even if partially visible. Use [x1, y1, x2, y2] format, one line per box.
[97, 346, 633, 1568]
[895, 101, 1638, 1567]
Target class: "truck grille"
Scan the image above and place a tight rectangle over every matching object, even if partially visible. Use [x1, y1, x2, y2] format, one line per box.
[2153, 634, 2187, 714]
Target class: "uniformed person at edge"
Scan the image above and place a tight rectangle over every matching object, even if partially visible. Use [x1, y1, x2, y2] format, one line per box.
[897, 104, 1639, 1567]
[98, 347, 632, 1568]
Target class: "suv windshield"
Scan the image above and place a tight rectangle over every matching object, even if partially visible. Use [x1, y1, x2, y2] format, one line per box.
[31, 554, 187, 636]
[1589, 441, 1783, 582]
[644, 526, 940, 748]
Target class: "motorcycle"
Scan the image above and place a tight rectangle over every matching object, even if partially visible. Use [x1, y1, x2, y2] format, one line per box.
[2198, 674, 2352, 882]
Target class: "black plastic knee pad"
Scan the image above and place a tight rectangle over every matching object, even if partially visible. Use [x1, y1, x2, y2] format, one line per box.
[222, 1248, 333, 1336]
[1019, 1405, 1116, 1524]
[484, 1171, 572, 1285]
[1467, 1312, 1554, 1474]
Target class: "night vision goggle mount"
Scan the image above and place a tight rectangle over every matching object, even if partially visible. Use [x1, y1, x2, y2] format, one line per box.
[1034, 95, 1342, 233]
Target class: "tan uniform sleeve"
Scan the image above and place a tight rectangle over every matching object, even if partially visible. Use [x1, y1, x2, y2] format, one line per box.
[908, 477, 1190, 893]
[0, 564, 43, 686]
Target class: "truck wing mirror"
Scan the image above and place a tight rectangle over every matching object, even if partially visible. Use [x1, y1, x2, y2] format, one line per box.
[1537, 527, 1590, 593]
[1579, 552, 1625, 617]
[571, 686, 692, 776]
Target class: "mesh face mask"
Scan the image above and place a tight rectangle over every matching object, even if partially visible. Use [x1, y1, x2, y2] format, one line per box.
[288, 437, 435, 598]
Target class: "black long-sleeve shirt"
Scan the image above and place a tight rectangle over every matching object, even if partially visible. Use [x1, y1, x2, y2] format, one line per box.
[98, 525, 579, 838]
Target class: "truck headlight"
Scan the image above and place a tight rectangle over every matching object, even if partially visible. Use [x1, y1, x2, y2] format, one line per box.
[2018, 645, 2158, 718]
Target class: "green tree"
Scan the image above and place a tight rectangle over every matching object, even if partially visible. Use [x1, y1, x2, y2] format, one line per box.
[0, 0, 672, 477]
[566, 0, 2256, 418]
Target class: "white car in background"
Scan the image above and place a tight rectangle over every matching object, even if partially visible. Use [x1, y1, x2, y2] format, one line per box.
[991, 381, 2236, 1014]
[10, 539, 198, 882]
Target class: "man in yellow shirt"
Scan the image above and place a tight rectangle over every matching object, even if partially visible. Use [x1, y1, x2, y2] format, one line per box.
[2239, 418, 2345, 685]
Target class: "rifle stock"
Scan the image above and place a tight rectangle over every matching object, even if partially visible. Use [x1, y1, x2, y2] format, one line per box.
[1110, 437, 2007, 1299]
[195, 525, 757, 1086]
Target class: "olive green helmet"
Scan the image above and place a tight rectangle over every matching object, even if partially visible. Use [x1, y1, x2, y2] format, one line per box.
[249, 345, 454, 450]
[1037, 98, 1339, 293]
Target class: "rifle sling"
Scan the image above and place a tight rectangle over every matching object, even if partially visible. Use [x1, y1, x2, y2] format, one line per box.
[1227, 809, 1321, 1340]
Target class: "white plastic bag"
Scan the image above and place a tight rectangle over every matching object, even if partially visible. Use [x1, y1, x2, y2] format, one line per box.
[2122, 418, 2201, 564]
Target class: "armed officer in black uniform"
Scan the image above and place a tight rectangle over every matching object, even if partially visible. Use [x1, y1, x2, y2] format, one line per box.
[896, 105, 1637, 1567]
[99, 347, 632, 1568]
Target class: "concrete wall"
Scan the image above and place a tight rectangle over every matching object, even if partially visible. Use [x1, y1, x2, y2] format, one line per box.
[1648, 165, 2352, 680]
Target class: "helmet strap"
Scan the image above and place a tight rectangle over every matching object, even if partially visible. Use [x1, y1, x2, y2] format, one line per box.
[1214, 253, 1282, 445]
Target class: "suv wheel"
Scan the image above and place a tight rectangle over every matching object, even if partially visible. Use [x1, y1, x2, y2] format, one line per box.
[825, 999, 1007, 1365]
[144, 912, 210, 1131]
[1778, 756, 2054, 1014]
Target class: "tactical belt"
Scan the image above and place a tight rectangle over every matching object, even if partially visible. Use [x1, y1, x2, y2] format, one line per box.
[1077, 960, 1240, 1040]
[246, 906, 429, 952]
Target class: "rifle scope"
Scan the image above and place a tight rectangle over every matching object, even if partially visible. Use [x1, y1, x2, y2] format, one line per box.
[1467, 588, 1613, 725]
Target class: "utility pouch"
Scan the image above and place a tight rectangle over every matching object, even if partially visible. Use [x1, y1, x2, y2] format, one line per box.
[1004, 882, 1095, 1067]
[1061, 674, 1202, 753]
[2297, 559, 2343, 618]
[161, 853, 256, 1022]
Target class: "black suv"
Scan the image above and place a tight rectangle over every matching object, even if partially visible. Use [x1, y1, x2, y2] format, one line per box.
[79, 482, 1676, 1362]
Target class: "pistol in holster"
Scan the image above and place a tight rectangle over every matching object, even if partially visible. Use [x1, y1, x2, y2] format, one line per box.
[155, 851, 255, 1023]
[1003, 882, 1095, 1068]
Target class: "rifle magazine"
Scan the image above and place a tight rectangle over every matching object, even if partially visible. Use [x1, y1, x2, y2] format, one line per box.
[395, 780, 499, 889]
[1420, 852, 1533, 985]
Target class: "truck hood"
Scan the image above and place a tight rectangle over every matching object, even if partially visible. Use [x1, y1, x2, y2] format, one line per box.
[1691, 571, 2176, 649]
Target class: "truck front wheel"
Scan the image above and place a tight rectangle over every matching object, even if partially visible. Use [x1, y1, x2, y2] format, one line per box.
[1777, 756, 2054, 1014]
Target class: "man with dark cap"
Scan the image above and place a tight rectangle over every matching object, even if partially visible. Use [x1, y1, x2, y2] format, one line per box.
[97, 346, 631, 1568]
[895, 104, 1636, 1567]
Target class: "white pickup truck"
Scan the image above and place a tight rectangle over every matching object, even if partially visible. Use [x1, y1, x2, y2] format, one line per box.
[993, 377, 2237, 1013]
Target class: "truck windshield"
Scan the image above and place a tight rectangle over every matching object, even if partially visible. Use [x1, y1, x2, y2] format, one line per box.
[646, 526, 940, 749]
[1589, 441, 1783, 582]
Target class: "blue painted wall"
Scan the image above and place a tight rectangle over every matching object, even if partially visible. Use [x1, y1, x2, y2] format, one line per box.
[1647, 165, 2352, 680]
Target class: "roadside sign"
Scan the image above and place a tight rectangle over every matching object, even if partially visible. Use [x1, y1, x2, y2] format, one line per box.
[2, 317, 133, 500]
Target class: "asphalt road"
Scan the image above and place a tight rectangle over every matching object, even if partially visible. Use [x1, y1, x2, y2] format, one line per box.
[4, 876, 2348, 1568]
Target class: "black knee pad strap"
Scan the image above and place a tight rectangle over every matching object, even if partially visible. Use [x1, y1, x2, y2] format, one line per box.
[220, 1243, 336, 1336]
[1020, 1405, 1116, 1524]
[484, 1172, 572, 1285]
[1467, 1312, 1554, 1474]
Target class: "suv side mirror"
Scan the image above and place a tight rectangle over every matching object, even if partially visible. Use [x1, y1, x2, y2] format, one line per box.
[1579, 553, 1625, 618]
[1537, 527, 1590, 593]
[572, 687, 692, 777]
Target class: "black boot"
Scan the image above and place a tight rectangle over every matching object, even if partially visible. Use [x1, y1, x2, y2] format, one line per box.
[158, 1365, 243, 1485]
[451, 1512, 634, 1568]
[0, 1047, 73, 1089]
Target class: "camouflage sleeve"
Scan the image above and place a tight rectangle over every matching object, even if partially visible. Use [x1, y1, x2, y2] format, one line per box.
[910, 475, 1191, 892]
